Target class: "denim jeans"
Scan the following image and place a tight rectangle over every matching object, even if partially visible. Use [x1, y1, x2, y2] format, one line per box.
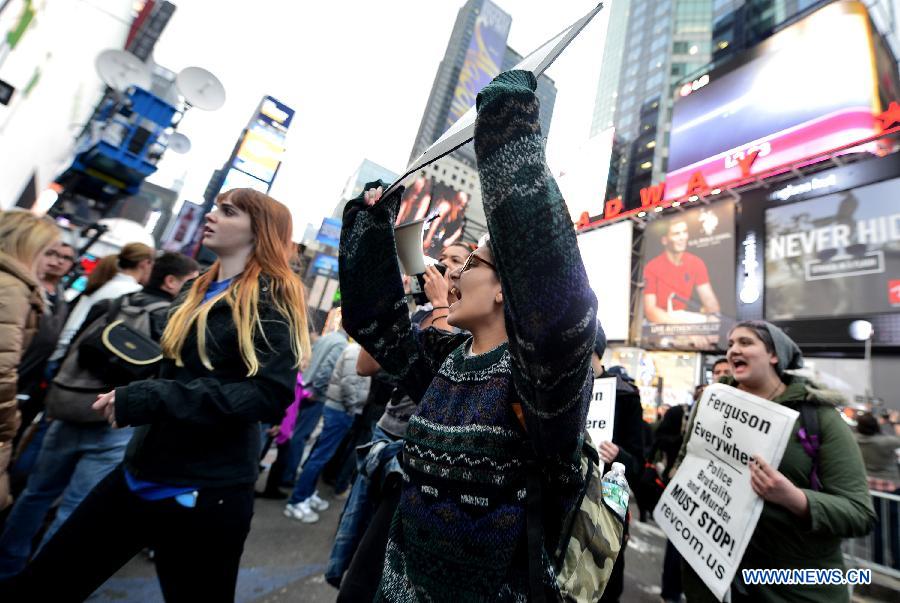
[326, 424, 402, 587]
[289, 407, 354, 505]
[9, 417, 50, 494]
[0, 421, 133, 578]
[282, 400, 324, 485]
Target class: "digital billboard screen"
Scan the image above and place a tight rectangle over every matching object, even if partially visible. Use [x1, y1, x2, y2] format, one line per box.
[577, 221, 633, 341]
[664, 1, 879, 199]
[445, 0, 511, 128]
[232, 125, 286, 184]
[257, 95, 295, 129]
[221, 167, 270, 194]
[640, 201, 737, 350]
[316, 217, 342, 248]
[396, 173, 470, 259]
[310, 253, 339, 278]
[765, 178, 900, 320]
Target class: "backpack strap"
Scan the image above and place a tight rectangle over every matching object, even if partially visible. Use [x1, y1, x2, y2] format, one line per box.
[510, 401, 547, 602]
[142, 300, 172, 314]
[105, 296, 126, 323]
[797, 402, 821, 491]
[525, 458, 546, 603]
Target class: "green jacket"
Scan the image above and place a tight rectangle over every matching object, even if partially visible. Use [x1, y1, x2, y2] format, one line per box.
[678, 377, 875, 603]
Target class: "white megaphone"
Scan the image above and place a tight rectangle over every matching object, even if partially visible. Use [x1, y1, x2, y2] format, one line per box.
[395, 219, 427, 276]
[394, 218, 446, 305]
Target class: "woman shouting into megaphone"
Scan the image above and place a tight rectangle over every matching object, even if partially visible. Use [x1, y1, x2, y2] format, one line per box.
[338, 70, 610, 601]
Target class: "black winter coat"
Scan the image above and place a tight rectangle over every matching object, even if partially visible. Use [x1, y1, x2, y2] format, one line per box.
[115, 278, 299, 488]
[603, 372, 645, 486]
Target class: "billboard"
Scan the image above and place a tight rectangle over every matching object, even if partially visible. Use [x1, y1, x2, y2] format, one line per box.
[257, 95, 295, 129]
[664, 1, 879, 199]
[309, 253, 339, 278]
[445, 0, 512, 129]
[316, 217, 342, 248]
[765, 179, 900, 320]
[640, 201, 736, 350]
[223, 95, 294, 195]
[396, 172, 469, 259]
[220, 166, 270, 194]
[162, 200, 204, 252]
[577, 221, 633, 341]
[232, 125, 286, 183]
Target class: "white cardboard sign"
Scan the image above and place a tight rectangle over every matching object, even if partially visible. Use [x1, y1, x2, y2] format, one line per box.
[586, 377, 617, 472]
[653, 384, 799, 602]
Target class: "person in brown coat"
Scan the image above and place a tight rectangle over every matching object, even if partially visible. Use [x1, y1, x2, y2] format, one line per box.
[0, 211, 60, 512]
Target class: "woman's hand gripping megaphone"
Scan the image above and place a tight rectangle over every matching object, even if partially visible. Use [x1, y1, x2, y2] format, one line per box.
[363, 185, 384, 207]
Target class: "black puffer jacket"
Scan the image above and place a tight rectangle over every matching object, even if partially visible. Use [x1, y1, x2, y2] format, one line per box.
[115, 277, 299, 488]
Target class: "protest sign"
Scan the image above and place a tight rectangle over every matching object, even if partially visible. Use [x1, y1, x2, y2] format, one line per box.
[586, 377, 616, 467]
[381, 2, 606, 200]
[653, 384, 799, 601]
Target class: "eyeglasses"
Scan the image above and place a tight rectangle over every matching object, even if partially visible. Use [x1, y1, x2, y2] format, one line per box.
[46, 249, 75, 263]
[461, 251, 497, 273]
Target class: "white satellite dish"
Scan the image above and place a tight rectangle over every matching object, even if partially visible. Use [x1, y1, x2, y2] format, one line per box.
[95, 49, 153, 92]
[168, 132, 192, 154]
[176, 66, 226, 111]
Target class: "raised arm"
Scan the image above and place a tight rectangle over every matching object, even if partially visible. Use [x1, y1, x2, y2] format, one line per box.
[473, 70, 598, 458]
[339, 183, 465, 402]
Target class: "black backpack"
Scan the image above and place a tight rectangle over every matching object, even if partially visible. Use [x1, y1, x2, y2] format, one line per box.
[45, 294, 170, 423]
[77, 295, 170, 386]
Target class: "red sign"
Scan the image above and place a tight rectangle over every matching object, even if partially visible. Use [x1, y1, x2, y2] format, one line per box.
[889, 280, 900, 306]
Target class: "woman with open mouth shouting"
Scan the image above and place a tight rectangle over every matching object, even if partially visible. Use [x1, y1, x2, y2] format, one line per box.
[338, 69, 605, 601]
[679, 320, 874, 603]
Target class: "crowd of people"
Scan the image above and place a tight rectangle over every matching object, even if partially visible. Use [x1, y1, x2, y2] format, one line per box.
[0, 70, 894, 602]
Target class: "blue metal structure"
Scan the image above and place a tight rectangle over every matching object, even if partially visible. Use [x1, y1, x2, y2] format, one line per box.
[56, 86, 179, 206]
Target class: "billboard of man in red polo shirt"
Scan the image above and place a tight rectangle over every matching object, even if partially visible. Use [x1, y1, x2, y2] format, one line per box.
[640, 202, 736, 351]
[643, 219, 721, 323]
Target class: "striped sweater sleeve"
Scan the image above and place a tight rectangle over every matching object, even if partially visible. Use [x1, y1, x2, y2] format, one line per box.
[474, 70, 598, 460]
[338, 185, 464, 402]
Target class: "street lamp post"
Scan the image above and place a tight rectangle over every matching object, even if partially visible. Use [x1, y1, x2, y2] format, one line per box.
[849, 320, 874, 404]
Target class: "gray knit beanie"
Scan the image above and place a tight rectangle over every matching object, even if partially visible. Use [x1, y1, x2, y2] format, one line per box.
[734, 320, 804, 375]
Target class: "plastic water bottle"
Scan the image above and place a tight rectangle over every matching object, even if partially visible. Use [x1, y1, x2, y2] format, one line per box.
[601, 461, 629, 521]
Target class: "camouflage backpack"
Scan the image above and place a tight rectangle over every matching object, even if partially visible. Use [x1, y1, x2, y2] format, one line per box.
[513, 405, 625, 602]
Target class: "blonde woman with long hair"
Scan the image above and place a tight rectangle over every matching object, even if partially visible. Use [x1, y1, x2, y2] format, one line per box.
[0, 211, 59, 512]
[1, 190, 310, 602]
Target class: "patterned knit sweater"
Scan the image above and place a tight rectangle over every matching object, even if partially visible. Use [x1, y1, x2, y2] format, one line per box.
[339, 70, 598, 601]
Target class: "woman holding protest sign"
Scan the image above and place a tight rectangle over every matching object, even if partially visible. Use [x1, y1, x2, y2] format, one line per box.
[678, 320, 874, 602]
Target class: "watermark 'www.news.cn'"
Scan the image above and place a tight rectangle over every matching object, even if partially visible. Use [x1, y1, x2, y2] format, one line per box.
[742, 568, 872, 586]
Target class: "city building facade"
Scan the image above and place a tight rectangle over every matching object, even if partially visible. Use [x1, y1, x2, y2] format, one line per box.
[408, 0, 512, 168]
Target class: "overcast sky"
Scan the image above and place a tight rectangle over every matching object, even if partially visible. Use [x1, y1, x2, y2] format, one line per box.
[147, 0, 611, 238]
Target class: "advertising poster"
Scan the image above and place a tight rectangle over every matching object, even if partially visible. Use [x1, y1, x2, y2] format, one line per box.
[162, 201, 204, 252]
[640, 201, 736, 351]
[585, 377, 617, 470]
[232, 125, 285, 183]
[221, 166, 270, 194]
[309, 253, 339, 279]
[654, 385, 799, 601]
[395, 173, 469, 259]
[445, 0, 512, 129]
[765, 179, 900, 319]
[316, 217, 342, 249]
